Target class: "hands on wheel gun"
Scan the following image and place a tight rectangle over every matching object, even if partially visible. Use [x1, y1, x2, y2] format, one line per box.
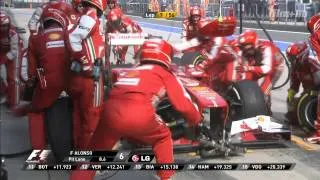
[92, 58, 103, 82]
[112, 46, 124, 64]
[70, 57, 103, 81]
[287, 89, 297, 104]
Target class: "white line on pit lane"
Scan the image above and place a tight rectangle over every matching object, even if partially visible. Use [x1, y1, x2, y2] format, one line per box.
[129, 15, 309, 35]
[240, 27, 309, 35]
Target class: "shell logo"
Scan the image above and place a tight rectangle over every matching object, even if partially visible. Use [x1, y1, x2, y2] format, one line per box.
[257, 116, 264, 123]
[124, 71, 139, 78]
[191, 86, 208, 91]
[48, 33, 61, 40]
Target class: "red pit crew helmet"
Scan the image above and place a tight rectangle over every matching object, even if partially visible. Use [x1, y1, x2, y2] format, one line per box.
[82, 0, 107, 12]
[107, 8, 123, 28]
[190, 6, 202, 24]
[307, 14, 320, 34]
[238, 30, 258, 56]
[0, 13, 10, 26]
[0, 13, 10, 33]
[139, 39, 174, 68]
[238, 30, 258, 47]
[41, 8, 68, 28]
[286, 42, 309, 64]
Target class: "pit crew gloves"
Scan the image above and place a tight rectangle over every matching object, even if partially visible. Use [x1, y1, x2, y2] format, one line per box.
[287, 89, 297, 103]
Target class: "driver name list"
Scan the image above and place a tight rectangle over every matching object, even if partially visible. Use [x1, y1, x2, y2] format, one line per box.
[23, 163, 295, 171]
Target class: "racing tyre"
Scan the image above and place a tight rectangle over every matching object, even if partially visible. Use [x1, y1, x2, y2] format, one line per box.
[1, 167, 7, 180]
[226, 80, 268, 121]
[297, 90, 317, 133]
[111, 64, 134, 68]
[175, 52, 205, 66]
[45, 97, 73, 162]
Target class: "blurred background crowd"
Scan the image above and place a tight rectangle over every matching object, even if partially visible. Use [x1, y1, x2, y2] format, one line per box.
[1, 0, 320, 25]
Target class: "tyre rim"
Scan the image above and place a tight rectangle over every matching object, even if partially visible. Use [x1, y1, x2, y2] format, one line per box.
[304, 98, 317, 129]
[227, 86, 243, 121]
[193, 55, 204, 66]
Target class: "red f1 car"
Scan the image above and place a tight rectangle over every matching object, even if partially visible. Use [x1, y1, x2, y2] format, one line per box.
[111, 62, 291, 158]
[22, 17, 290, 162]
[106, 18, 290, 157]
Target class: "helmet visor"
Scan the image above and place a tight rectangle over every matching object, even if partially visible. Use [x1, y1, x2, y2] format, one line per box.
[287, 55, 297, 64]
[108, 3, 116, 9]
[191, 15, 201, 23]
[239, 43, 255, 55]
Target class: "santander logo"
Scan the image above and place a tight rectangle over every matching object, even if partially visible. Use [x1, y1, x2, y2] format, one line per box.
[240, 122, 251, 130]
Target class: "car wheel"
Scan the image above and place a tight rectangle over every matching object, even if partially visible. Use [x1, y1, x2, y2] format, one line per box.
[297, 91, 317, 133]
[226, 80, 268, 121]
[174, 52, 205, 66]
[45, 97, 73, 163]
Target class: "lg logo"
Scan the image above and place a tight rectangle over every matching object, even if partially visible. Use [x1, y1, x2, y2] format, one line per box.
[130, 154, 154, 162]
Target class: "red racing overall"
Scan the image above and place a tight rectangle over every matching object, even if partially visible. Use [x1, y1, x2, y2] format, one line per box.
[70, 39, 202, 180]
[27, 26, 70, 149]
[106, 9, 142, 64]
[305, 14, 320, 143]
[0, 13, 21, 108]
[67, 1, 106, 149]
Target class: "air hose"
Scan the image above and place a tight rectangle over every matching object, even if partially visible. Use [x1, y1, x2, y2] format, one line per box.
[250, 4, 291, 90]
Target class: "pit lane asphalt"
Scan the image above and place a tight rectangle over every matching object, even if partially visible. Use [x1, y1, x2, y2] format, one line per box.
[1, 8, 320, 180]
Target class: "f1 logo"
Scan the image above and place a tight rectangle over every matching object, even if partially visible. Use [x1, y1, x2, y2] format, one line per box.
[26, 150, 51, 163]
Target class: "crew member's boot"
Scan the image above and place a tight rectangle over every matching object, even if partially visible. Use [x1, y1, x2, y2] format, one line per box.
[304, 93, 320, 144]
[265, 95, 272, 116]
[285, 99, 298, 125]
[304, 123, 320, 144]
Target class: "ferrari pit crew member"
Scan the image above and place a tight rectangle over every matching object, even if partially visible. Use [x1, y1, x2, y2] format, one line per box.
[285, 42, 320, 124]
[175, 16, 236, 54]
[236, 30, 284, 114]
[0, 13, 21, 108]
[308, 14, 320, 61]
[106, 8, 142, 64]
[194, 37, 241, 90]
[70, 39, 202, 180]
[182, 6, 205, 42]
[304, 15, 320, 143]
[27, 9, 71, 149]
[67, 0, 106, 149]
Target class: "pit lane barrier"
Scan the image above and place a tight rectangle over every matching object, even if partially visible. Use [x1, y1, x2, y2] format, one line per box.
[124, 1, 309, 26]
[6, 9, 302, 52]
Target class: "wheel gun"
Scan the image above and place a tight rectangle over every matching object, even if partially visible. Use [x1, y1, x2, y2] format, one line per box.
[92, 58, 102, 82]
